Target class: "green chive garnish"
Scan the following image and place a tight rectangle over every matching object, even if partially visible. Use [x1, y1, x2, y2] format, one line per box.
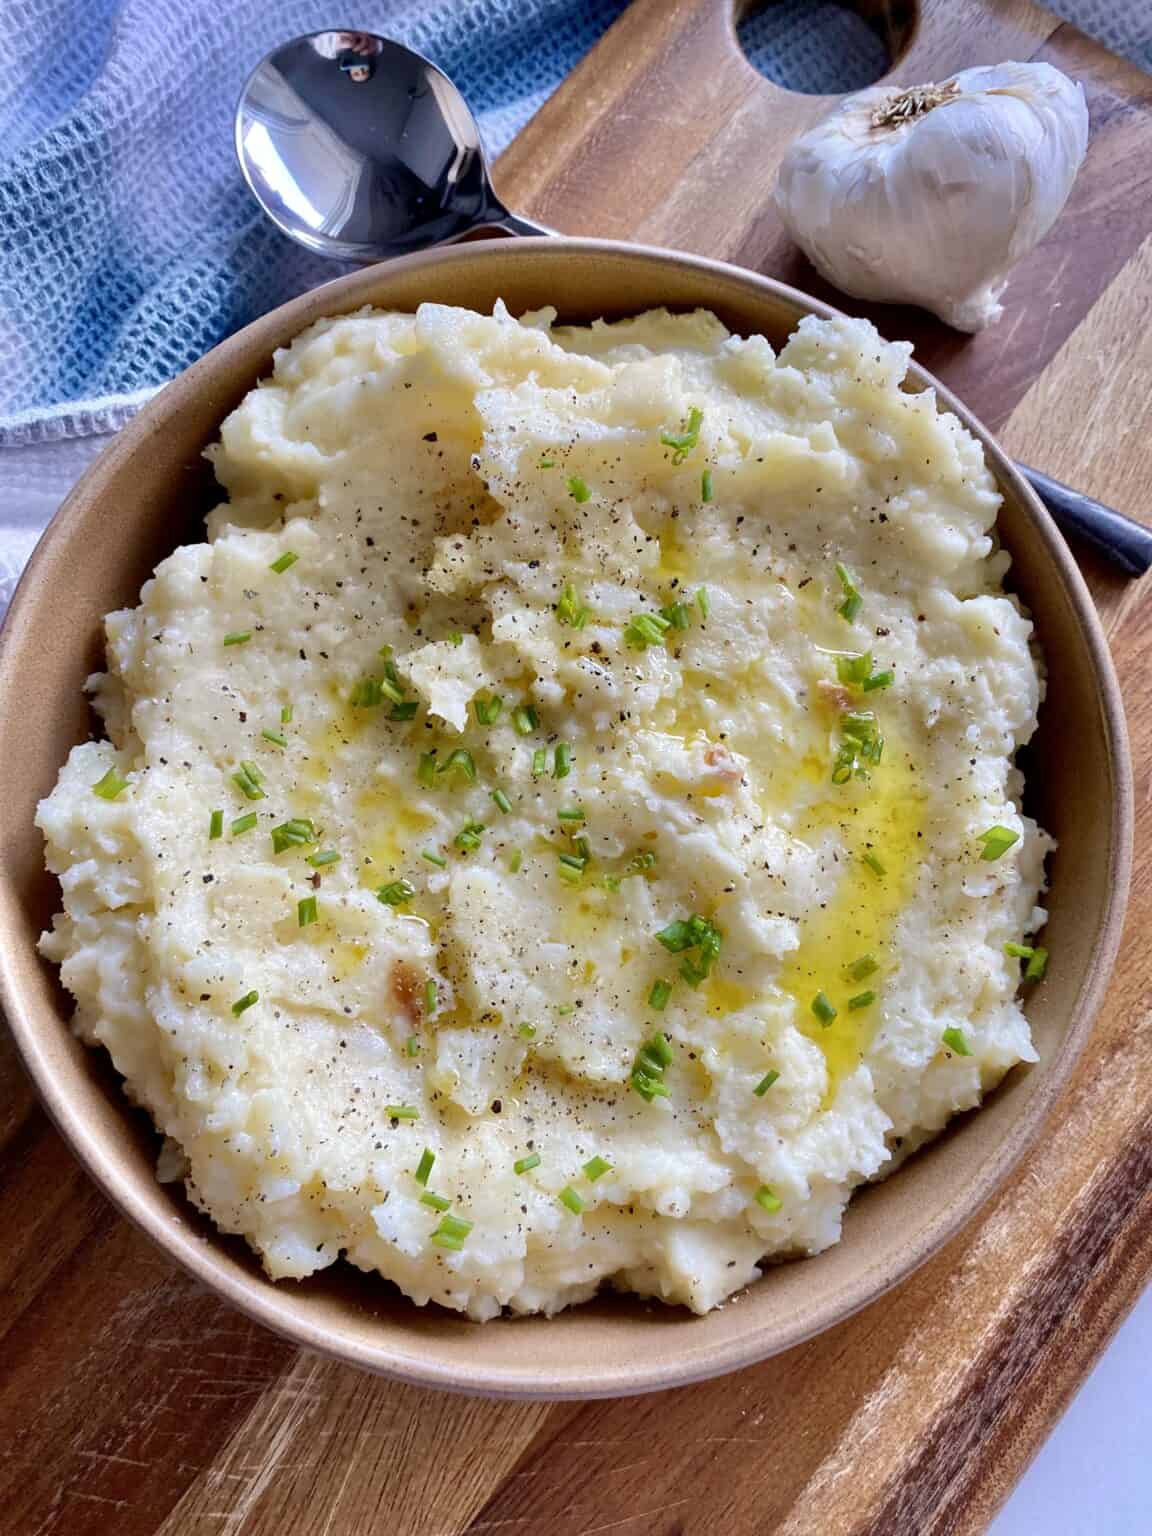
[654, 914, 722, 985]
[1004, 942, 1035, 959]
[832, 711, 884, 785]
[567, 476, 591, 502]
[696, 587, 710, 620]
[835, 652, 872, 686]
[422, 849, 448, 867]
[556, 581, 591, 629]
[281, 703, 293, 724]
[232, 990, 258, 1016]
[861, 850, 886, 878]
[474, 694, 504, 726]
[531, 747, 547, 777]
[447, 630, 464, 646]
[811, 991, 837, 1026]
[389, 700, 419, 721]
[514, 1153, 541, 1175]
[386, 1104, 419, 1120]
[979, 825, 1019, 861]
[848, 990, 875, 1010]
[538, 458, 555, 469]
[378, 879, 416, 907]
[261, 728, 287, 748]
[512, 703, 538, 736]
[223, 631, 252, 646]
[660, 405, 704, 464]
[556, 1004, 576, 1016]
[453, 820, 486, 853]
[406, 1035, 420, 1058]
[863, 669, 894, 692]
[582, 1156, 611, 1182]
[518, 1023, 536, 1039]
[417, 752, 438, 788]
[754, 1070, 780, 1096]
[424, 978, 437, 1017]
[307, 849, 340, 868]
[507, 848, 523, 873]
[660, 602, 692, 632]
[437, 748, 477, 783]
[623, 610, 672, 650]
[701, 467, 713, 502]
[834, 562, 862, 622]
[648, 978, 672, 1011]
[270, 818, 315, 854]
[230, 811, 258, 836]
[269, 551, 299, 574]
[415, 1148, 435, 1186]
[232, 761, 265, 801]
[754, 1186, 782, 1214]
[490, 788, 512, 815]
[558, 1185, 584, 1214]
[92, 767, 129, 801]
[1025, 946, 1049, 981]
[421, 1191, 451, 1211]
[553, 743, 572, 779]
[430, 1213, 473, 1249]
[209, 809, 224, 840]
[942, 1026, 972, 1056]
[557, 806, 585, 822]
[847, 954, 878, 981]
[298, 895, 318, 927]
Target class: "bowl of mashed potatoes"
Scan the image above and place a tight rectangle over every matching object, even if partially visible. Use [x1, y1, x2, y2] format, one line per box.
[0, 240, 1130, 1396]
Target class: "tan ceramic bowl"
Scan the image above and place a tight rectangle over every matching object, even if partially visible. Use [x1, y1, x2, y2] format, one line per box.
[0, 241, 1132, 1398]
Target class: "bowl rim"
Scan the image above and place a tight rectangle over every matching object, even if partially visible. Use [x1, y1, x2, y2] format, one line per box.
[0, 237, 1133, 1397]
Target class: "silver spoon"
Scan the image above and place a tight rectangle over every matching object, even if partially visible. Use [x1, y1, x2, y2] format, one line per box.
[235, 30, 1152, 576]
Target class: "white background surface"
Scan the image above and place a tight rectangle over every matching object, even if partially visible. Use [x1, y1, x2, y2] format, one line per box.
[991, 1285, 1151, 1533]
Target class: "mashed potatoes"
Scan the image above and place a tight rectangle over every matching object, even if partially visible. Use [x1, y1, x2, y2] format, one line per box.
[37, 302, 1052, 1318]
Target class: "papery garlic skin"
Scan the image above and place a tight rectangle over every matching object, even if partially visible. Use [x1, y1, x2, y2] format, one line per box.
[774, 62, 1089, 331]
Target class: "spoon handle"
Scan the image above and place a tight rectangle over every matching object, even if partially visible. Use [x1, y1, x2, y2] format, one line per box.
[1020, 465, 1152, 578]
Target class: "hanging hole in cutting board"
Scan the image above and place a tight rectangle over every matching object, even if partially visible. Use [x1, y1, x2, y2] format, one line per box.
[735, 0, 917, 95]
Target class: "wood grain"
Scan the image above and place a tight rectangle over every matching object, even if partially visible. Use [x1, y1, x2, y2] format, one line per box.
[3, 1, 1151, 1532]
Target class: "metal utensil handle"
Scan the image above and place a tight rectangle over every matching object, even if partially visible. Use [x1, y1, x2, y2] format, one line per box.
[1022, 466, 1152, 579]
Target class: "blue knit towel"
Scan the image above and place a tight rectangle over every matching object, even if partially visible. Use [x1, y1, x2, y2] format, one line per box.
[1, 0, 1148, 445]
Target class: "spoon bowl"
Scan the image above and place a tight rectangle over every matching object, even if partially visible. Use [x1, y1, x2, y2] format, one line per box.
[235, 29, 550, 263]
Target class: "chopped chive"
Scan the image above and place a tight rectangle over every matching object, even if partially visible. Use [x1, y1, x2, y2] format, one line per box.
[582, 1156, 611, 1182]
[378, 879, 416, 907]
[660, 602, 692, 632]
[627, 849, 656, 874]
[978, 825, 1019, 861]
[417, 752, 438, 788]
[942, 1026, 972, 1056]
[232, 990, 258, 1016]
[832, 710, 884, 784]
[280, 703, 293, 724]
[386, 1104, 420, 1121]
[92, 767, 130, 800]
[490, 788, 513, 815]
[269, 551, 299, 574]
[835, 652, 872, 686]
[654, 913, 722, 986]
[557, 851, 586, 871]
[209, 809, 224, 840]
[507, 848, 523, 873]
[753, 1070, 780, 1096]
[415, 1148, 435, 1185]
[1025, 946, 1049, 982]
[1004, 942, 1035, 959]
[648, 978, 672, 1011]
[474, 694, 504, 726]
[431, 1213, 473, 1248]
[261, 728, 287, 748]
[660, 405, 704, 464]
[424, 978, 437, 1017]
[421, 1191, 451, 1211]
[644, 1032, 674, 1069]
[223, 630, 252, 646]
[307, 849, 340, 868]
[600, 874, 621, 892]
[512, 703, 538, 736]
[754, 1185, 783, 1214]
[389, 700, 419, 721]
[848, 990, 875, 1010]
[230, 811, 258, 836]
[553, 743, 572, 779]
[422, 849, 448, 868]
[518, 1023, 536, 1039]
[701, 467, 713, 503]
[556, 1003, 576, 1016]
[556, 860, 583, 884]
[453, 820, 486, 853]
[558, 1185, 585, 1214]
[514, 1152, 541, 1175]
[847, 954, 878, 982]
[863, 669, 894, 692]
[631, 1071, 670, 1101]
[567, 475, 591, 502]
[655, 920, 695, 953]
[861, 851, 887, 878]
[531, 747, 547, 777]
[447, 630, 465, 647]
[623, 610, 673, 650]
[270, 818, 315, 854]
[834, 562, 862, 623]
[406, 1035, 420, 1058]
[232, 761, 265, 801]
[811, 991, 837, 1026]
[297, 895, 318, 927]
[556, 581, 591, 629]
[696, 587, 710, 620]
[557, 806, 585, 822]
[538, 458, 556, 469]
[437, 748, 477, 783]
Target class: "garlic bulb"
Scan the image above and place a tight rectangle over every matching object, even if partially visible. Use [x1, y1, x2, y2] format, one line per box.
[774, 62, 1088, 331]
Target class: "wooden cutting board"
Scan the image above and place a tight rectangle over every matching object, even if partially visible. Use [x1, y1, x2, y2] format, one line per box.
[2, 2, 1151, 1532]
